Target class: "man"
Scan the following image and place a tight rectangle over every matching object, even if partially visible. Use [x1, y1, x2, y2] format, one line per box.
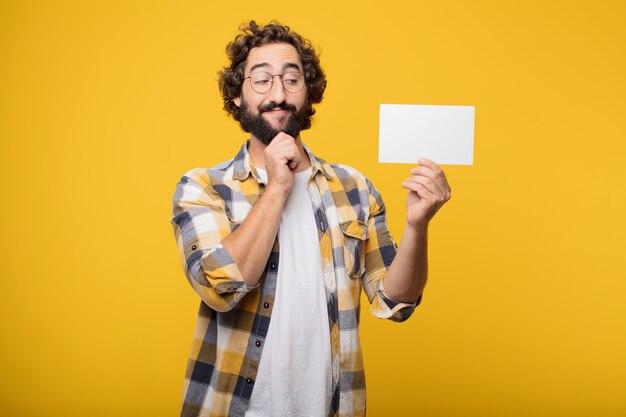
[171, 21, 451, 417]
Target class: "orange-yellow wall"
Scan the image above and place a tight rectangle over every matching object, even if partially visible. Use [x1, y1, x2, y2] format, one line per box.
[1, 1, 625, 415]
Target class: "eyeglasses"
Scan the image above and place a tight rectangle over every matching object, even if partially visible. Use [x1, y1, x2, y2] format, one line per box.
[244, 71, 305, 94]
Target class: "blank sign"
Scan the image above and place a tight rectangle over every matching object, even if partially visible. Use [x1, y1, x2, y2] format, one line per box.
[378, 104, 475, 165]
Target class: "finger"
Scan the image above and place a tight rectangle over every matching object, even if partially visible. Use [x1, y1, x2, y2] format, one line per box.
[406, 176, 451, 204]
[265, 134, 294, 154]
[288, 153, 300, 170]
[409, 166, 446, 190]
[402, 180, 437, 200]
[411, 161, 451, 195]
[275, 135, 299, 153]
[286, 148, 300, 170]
[266, 133, 299, 170]
[405, 174, 444, 197]
[274, 132, 295, 143]
[416, 157, 440, 171]
[410, 167, 451, 198]
[267, 137, 297, 159]
[279, 148, 298, 164]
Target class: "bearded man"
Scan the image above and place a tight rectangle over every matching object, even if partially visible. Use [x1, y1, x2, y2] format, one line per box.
[171, 20, 451, 417]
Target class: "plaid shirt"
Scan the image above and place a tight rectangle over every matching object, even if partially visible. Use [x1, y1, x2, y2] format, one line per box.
[171, 142, 419, 417]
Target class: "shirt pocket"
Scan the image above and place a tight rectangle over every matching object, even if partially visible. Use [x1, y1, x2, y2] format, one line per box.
[340, 220, 368, 279]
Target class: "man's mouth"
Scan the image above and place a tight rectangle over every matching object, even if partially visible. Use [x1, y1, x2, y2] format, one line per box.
[259, 102, 297, 114]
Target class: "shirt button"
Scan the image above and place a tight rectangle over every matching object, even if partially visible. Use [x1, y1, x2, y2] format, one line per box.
[246, 378, 253, 384]
[263, 302, 270, 309]
[319, 219, 326, 232]
[255, 340, 261, 347]
[269, 262, 277, 270]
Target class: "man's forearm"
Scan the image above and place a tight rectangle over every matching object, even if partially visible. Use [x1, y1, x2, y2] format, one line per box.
[382, 225, 428, 304]
[221, 186, 287, 287]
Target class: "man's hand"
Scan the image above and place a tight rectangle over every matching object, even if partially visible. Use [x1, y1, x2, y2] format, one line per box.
[402, 158, 451, 230]
[264, 132, 300, 196]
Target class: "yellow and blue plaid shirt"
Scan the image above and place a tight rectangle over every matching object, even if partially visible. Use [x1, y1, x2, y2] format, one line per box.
[171, 142, 420, 417]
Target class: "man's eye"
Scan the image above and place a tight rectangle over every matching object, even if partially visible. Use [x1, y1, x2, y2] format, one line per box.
[284, 78, 298, 85]
[253, 79, 270, 85]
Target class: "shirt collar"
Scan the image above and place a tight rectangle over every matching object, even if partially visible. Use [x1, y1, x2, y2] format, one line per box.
[232, 140, 334, 183]
[303, 143, 334, 181]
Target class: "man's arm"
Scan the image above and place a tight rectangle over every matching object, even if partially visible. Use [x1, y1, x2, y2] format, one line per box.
[171, 170, 252, 312]
[222, 133, 301, 286]
[382, 158, 451, 303]
[221, 187, 286, 287]
[171, 134, 301, 311]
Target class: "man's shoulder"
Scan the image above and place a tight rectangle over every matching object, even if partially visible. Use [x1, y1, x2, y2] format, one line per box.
[180, 155, 239, 186]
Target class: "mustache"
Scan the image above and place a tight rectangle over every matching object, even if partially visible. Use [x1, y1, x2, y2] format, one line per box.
[259, 102, 297, 113]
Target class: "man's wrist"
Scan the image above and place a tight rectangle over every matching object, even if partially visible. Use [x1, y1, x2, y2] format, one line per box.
[264, 182, 291, 202]
[405, 221, 429, 238]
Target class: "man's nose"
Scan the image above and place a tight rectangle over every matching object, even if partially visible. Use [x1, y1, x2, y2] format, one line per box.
[267, 75, 286, 103]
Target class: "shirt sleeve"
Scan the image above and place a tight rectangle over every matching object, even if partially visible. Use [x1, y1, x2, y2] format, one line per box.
[171, 168, 257, 312]
[361, 178, 420, 322]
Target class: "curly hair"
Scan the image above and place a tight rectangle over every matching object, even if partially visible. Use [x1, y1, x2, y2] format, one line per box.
[218, 20, 327, 131]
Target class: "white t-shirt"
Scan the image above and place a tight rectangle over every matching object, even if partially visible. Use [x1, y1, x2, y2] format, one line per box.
[246, 167, 332, 417]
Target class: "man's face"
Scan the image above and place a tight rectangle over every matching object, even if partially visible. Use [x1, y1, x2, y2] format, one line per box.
[234, 43, 308, 145]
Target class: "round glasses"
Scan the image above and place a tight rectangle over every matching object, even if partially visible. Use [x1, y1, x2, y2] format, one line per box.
[244, 71, 305, 94]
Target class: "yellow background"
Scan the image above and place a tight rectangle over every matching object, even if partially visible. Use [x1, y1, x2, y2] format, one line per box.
[1, 0, 625, 415]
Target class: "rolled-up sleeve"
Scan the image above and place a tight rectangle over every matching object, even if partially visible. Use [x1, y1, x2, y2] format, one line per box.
[171, 168, 256, 312]
[362, 178, 419, 322]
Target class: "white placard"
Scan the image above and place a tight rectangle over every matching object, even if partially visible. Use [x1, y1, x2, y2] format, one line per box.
[378, 104, 475, 165]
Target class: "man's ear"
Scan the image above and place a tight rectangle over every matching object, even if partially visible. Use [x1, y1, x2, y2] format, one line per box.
[233, 97, 241, 107]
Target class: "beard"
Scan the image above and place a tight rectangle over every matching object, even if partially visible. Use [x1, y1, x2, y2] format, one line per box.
[238, 101, 307, 145]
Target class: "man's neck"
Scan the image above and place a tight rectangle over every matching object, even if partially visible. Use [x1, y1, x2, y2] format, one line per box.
[248, 135, 312, 173]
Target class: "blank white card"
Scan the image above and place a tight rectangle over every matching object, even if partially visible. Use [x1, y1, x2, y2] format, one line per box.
[378, 104, 475, 165]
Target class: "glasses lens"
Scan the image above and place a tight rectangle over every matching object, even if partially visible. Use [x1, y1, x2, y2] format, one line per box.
[282, 73, 304, 93]
[249, 72, 273, 93]
[248, 72, 304, 93]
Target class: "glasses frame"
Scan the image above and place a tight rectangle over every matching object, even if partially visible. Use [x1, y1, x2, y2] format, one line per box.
[243, 71, 306, 94]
